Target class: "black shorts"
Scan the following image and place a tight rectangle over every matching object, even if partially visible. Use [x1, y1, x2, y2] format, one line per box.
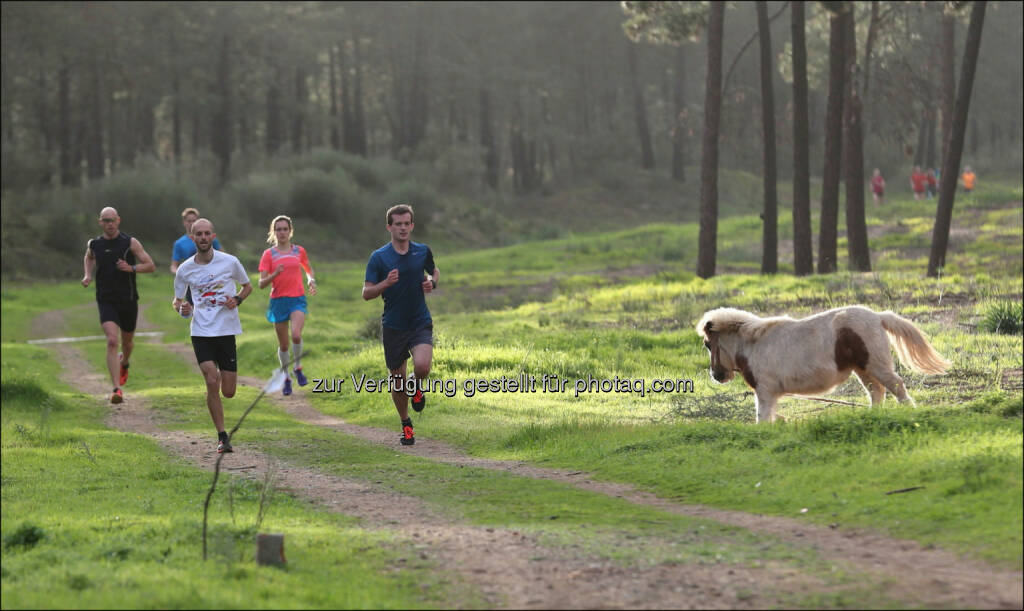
[191, 335, 238, 372]
[382, 324, 433, 371]
[97, 300, 139, 333]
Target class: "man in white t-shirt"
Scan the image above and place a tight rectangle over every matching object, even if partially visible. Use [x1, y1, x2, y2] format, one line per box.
[173, 218, 253, 453]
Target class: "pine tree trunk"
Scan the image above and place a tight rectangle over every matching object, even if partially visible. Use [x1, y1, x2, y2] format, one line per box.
[928, 1, 987, 277]
[817, 5, 846, 274]
[672, 45, 686, 182]
[791, 1, 814, 276]
[170, 31, 181, 170]
[329, 45, 340, 151]
[480, 87, 499, 190]
[628, 42, 655, 170]
[924, 109, 937, 170]
[757, 1, 778, 274]
[862, 1, 879, 107]
[351, 36, 368, 156]
[940, 12, 955, 163]
[266, 78, 282, 156]
[85, 59, 105, 180]
[33, 70, 53, 185]
[58, 57, 75, 186]
[212, 33, 233, 184]
[291, 67, 306, 154]
[697, 2, 725, 279]
[843, 4, 871, 272]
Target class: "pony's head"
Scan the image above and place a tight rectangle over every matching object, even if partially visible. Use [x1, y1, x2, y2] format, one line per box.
[695, 308, 763, 384]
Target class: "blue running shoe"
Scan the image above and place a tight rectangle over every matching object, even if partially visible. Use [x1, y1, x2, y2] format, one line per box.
[294, 367, 308, 386]
[283, 377, 293, 396]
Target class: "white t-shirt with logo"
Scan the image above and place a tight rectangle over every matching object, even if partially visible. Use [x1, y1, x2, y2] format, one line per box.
[173, 250, 251, 337]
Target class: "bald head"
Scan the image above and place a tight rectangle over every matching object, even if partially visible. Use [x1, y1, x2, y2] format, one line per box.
[97, 207, 121, 235]
[190, 218, 214, 235]
[190, 218, 217, 255]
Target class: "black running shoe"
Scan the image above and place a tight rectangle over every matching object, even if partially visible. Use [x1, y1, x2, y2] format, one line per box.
[400, 423, 415, 446]
[217, 438, 233, 453]
[411, 388, 426, 413]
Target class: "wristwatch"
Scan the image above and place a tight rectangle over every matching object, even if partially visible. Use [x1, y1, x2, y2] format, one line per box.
[234, 295, 245, 306]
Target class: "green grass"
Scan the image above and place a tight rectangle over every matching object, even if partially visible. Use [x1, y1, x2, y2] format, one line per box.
[285, 180, 1023, 568]
[3, 177, 1021, 607]
[0, 344, 453, 609]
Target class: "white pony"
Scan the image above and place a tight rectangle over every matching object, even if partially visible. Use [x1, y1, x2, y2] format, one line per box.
[696, 306, 949, 423]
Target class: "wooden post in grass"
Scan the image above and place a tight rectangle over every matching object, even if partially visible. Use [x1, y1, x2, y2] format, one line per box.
[256, 533, 286, 566]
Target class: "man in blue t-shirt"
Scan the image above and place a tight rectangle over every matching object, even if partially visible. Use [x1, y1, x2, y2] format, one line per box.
[363, 204, 439, 446]
[170, 207, 221, 274]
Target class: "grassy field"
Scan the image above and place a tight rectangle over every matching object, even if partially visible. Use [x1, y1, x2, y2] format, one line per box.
[2, 178, 1021, 608]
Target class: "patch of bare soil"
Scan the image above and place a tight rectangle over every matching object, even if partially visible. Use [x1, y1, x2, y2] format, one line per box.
[40, 310, 1024, 609]
[1001, 368, 1023, 392]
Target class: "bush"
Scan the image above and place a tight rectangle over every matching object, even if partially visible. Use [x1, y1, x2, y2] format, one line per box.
[89, 168, 203, 246]
[978, 301, 1023, 335]
[3, 523, 45, 550]
[381, 180, 441, 237]
[277, 149, 388, 192]
[288, 169, 363, 227]
[227, 172, 291, 229]
[965, 391, 1023, 418]
[337, 154, 388, 191]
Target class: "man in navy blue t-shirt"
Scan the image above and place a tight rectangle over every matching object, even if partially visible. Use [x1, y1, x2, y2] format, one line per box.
[363, 204, 439, 446]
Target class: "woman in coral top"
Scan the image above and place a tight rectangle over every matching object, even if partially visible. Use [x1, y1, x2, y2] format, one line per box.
[258, 215, 317, 396]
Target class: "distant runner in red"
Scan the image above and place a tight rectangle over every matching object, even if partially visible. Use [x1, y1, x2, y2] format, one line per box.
[871, 168, 886, 205]
[910, 166, 927, 201]
[258, 215, 317, 397]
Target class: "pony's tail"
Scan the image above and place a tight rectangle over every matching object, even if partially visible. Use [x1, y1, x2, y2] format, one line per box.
[878, 312, 950, 374]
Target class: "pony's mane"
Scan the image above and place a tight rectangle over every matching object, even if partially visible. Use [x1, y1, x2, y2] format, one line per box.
[697, 308, 793, 341]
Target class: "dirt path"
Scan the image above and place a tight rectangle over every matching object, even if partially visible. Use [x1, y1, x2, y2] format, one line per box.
[47, 335, 829, 609]
[153, 332, 1023, 610]
[37, 306, 1023, 609]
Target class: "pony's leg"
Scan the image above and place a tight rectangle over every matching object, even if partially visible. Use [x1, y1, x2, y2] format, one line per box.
[854, 369, 887, 406]
[754, 390, 778, 423]
[867, 364, 915, 406]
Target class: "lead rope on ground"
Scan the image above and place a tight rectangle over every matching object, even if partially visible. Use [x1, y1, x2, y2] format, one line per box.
[202, 354, 300, 560]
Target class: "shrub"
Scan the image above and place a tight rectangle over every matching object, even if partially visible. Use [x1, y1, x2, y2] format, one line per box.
[277, 149, 388, 192]
[337, 154, 388, 191]
[0, 377, 49, 404]
[288, 169, 361, 226]
[89, 167, 203, 246]
[3, 523, 45, 550]
[358, 316, 381, 340]
[965, 391, 1023, 418]
[978, 301, 1023, 335]
[227, 173, 291, 228]
[380, 180, 441, 237]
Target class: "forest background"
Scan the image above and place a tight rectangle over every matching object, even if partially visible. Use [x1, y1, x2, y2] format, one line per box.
[1, 1, 1021, 278]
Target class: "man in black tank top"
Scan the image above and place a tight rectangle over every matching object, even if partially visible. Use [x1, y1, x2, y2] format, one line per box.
[82, 206, 156, 404]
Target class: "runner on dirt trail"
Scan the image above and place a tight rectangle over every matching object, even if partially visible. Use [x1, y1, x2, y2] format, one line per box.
[362, 204, 439, 446]
[172, 218, 252, 453]
[258, 215, 318, 397]
[82, 206, 156, 404]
